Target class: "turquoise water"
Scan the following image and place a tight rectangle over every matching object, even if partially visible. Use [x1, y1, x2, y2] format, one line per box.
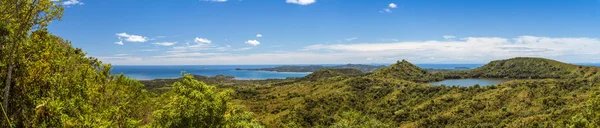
[111, 65, 311, 80]
[112, 64, 485, 80]
[428, 78, 512, 86]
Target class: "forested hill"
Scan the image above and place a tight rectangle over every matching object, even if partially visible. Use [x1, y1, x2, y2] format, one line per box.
[369, 60, 444, 82]
[469, 57, 600, 79]
[229, 58, 600, 127]
[238, 64, 386, 73]
[302, 68, 364, 81]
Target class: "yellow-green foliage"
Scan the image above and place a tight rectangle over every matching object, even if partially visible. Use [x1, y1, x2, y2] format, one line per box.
[470, 57, 581, 79]
[302, 68, 364, 81]
[152, 74, 263, 127]
[369, 60, 443, 82]
[219, 58, 600, 127]
[1, 29, 151, 127]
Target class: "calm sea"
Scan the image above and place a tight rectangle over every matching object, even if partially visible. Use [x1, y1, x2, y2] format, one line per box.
[111, 64, 482, 80]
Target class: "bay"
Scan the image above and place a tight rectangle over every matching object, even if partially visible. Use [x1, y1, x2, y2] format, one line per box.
[112, 64, 485, 80]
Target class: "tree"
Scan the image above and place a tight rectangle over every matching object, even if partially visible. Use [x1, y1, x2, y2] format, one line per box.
[1, 0, 63, 125]
[152, 74, 263, 128]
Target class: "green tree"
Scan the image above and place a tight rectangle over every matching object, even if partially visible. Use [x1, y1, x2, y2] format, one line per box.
[1, 0, 63, 125]
[152, 74, 263, 128]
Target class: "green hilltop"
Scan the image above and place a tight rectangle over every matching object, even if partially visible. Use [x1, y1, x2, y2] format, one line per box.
[470, 57, 581, 79]
[369, 59, 443, 82]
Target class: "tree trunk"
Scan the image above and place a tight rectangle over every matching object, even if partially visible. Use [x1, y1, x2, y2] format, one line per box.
[2, 65, 12, 118]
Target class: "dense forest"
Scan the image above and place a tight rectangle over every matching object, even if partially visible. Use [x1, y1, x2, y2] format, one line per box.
[2, 1, 600, 128]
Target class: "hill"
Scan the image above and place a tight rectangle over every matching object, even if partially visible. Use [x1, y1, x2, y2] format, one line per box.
[470, 57, 585, 79]
[227, 59, 600, 127]
[126, 58, 600, 127]
[369, 60, 443, 82]
[302, 68, 364, 81]
[331, 64, 386, 72]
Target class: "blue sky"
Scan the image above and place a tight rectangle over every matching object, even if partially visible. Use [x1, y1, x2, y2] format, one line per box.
[49, 0, 600, 65]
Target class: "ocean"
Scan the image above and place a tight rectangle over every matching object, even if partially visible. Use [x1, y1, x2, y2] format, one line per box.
[111, 64, 486, 80]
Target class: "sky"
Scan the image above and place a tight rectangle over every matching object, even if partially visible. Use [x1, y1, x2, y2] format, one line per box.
[48, 0, 600, 65]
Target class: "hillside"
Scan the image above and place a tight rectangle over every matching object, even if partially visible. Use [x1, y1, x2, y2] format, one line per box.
[225, 59, 600, 127]
[331, 64, 386, 72]
[302, 68, 364, 81]
[470, 57, 586, 79]
[369, 60, 443, 82]
[112, 58, 600, 127]
[229, 67, 600, 127]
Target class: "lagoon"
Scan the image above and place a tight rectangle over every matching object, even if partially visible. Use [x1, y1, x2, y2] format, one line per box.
[428, 78, 512, 86]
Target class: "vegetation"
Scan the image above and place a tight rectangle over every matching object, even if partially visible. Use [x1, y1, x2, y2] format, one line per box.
[238, 64, 386, 73]
[2, 1, 600, 128]
[152, 74, 262, 127]
[0, 2, 260, 127]
[369, 60, 444, 82]
[436, 57, 600, 80]
[470, 57, 582, 79]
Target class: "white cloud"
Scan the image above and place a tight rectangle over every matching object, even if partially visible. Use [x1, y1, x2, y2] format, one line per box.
[153, 52, 225, 58]
[63, 0, 83, 6]
[160, 38, 227, 57]
[345, 37, 358, 41]
[114, 54, 129, 56]
[381, 3, 397, 13]
[234, 47, 253, 51]
[256, 34, 263, 38]
[443, 35, 456, 39]
[200, 0, 228, 2]
[98, 35, 600, 65]
[286, 0, 316, 5]
[302, 36, 600, 63]
[116, 33, 148, 43]
[389, 3, 397, 8]
[114, 40, 124, 45]
[245, 40, 260, 46]
[194, 37, 211, 44]
[153, 42, 177, 46]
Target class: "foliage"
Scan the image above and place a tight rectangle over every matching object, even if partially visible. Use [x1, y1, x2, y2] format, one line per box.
[1, 2, 263, 127]
[469, 57, 584, 79]
[152, 74, 263, 127]
[330, 111, 390, 128]
[1, 29, 151, 127]
[302, 68, 364, 81]
[369, 59, 443, 82]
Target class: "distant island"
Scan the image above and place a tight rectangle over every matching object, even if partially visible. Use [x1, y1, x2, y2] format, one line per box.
[236, 64, 387, 73]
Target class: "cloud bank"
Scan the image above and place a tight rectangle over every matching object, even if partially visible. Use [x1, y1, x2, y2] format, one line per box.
[286, 0, 316, 5]
[100, 35, 600, 65]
